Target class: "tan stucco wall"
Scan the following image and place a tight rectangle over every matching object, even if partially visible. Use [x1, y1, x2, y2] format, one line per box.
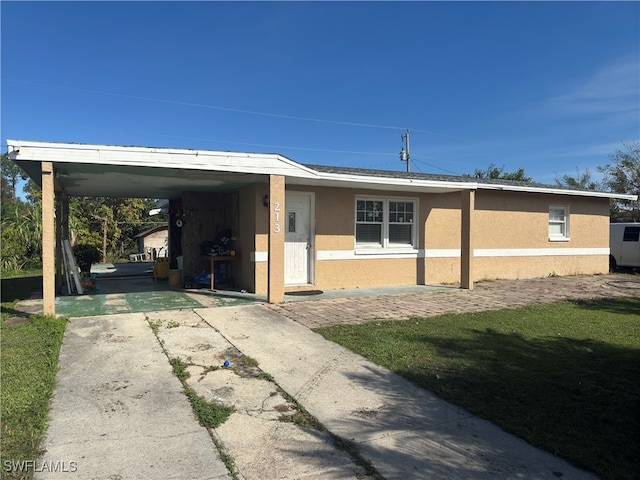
[424, 191, 611, 283]
[424, 192, 462, 250]
[267, 175, 286, 302]
[245, 184, 611, 293]
[473, 192, 610, 249]
[289, 187, 610, 289]
[314, 258, 420, 289]
[470, 191, 610, 280]
[474, 255, 609, 280]
[288, 185, 428, 289]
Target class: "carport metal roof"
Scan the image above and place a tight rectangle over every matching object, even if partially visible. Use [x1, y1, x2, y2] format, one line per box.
[7, 139, 637, 201]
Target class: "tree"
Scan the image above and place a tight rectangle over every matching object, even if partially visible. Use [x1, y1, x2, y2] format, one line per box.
[1, 153, 27, 204]
[598, 142, 640, 222]
[467, 163, 532, 182]
[0, 153, 167, 272]
[1, 200, 42, 271]
[1, 154, 42, 272]
[555, 168, 600, 191]
[69, 196, 166, 262]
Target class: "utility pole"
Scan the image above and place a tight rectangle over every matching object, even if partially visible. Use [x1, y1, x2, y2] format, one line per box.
[400, 129, 410, 173]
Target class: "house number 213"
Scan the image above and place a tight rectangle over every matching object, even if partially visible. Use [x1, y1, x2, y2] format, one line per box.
[273, 202, 281, 233]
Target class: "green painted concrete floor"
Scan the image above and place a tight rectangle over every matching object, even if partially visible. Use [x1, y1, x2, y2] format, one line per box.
[55, 273, 262, 317]
[51, 263, 453, 317]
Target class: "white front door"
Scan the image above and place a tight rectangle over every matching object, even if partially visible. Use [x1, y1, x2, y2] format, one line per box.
[285, 192, 313, 285]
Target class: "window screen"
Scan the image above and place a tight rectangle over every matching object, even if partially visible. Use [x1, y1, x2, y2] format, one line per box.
[389, 201, 414, 245]
[355, 198, 416, 248]
[549, 207, 568, 238]
[356, 200, 384, 245]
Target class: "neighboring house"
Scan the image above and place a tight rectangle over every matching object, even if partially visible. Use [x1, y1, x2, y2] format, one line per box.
[134, 226, 168, 260]
[8, 140, 637, 315]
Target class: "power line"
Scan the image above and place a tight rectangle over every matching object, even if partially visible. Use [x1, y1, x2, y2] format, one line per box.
[5, 78, 494, 145]
[4, 79, 489, 173]
[3, 116, 401, 158]
[411, 157, 461, 175]
[5, 78, 403, 130]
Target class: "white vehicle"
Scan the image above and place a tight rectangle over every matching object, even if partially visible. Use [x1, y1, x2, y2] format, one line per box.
[610, 223, 640, 270]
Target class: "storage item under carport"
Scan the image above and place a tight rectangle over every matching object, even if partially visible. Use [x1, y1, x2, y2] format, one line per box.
[153, 257, 170, 280]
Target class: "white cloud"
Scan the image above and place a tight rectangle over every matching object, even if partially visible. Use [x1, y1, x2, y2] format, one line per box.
[542, 55, 639, 118]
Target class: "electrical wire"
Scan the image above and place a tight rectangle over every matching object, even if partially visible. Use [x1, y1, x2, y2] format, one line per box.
[4, 78, 491, 173]
[5, 78, 491, 144]
[5, 78, 404, 130]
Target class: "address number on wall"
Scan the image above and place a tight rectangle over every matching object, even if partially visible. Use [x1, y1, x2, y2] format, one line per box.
[273, 201, 281, 233]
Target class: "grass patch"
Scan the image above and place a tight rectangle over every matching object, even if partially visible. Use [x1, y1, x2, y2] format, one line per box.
[184, 388, 235, 429]
[329, 433, 384, 480]
[279, 391, 324, 431]
[1, 315, 67, 480]
[315, 297, 640, 480]
[210, 436, 239, 480]
[167, 357, 234, 427]
[257, 372, 275, 382]
[169, 357, 191, 382]
[149, 323, 237, 478]
[240, 356, 259, 368]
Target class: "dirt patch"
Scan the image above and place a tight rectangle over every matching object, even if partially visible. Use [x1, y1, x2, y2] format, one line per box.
[3, 317, 30, 327]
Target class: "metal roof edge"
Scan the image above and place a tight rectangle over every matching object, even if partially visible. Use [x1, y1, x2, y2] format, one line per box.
[305, 169, 479, 190]
[7, 140, 637, 201]
[476, 182, 638, 201]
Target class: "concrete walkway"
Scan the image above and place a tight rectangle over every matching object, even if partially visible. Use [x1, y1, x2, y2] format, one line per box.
[34, 274, 638, 479]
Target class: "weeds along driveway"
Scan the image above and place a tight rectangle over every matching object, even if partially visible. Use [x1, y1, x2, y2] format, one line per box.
[146, 309, 371, 480]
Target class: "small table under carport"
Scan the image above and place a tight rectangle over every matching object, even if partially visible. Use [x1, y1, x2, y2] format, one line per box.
[205, 255, 236, 290]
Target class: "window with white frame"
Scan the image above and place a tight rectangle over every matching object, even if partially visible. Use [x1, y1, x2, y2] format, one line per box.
[549, 206, 569, 240]
[356, 199, 384, 246]
[388, 201, 414, 245]
[355, 197, 417, 249]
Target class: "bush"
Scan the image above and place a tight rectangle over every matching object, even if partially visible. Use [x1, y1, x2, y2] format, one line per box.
[72, 244, 101, 272]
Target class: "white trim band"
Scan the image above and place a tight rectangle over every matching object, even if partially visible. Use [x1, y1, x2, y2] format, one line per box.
[251, 251, 268, 262]
[314, 247, 609, 261]
[475, 248, 609, 257]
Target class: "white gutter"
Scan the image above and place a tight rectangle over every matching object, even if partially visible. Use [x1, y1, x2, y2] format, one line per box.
[476, 182, 637, 201]
[7, 139, 637, 201]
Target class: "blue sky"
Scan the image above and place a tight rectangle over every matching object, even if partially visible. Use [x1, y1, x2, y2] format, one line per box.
[2, 1, 639, 186]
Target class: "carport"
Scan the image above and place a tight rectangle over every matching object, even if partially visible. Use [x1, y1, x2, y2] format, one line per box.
[8, 140, 292, 314]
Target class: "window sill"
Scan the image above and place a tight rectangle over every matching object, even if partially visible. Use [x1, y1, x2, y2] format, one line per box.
[548, 237, 570, 242]
[355, 247, 418, 255]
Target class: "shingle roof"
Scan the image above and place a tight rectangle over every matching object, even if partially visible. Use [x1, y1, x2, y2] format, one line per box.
[304, 164, 565, 191]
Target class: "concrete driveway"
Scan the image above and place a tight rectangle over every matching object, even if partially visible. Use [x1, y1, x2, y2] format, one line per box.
[35, 274, 639, 479]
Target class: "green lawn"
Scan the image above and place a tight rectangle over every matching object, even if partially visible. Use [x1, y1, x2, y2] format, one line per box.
[1, 270, 67, 480]
[1, 315, 66, 480]
[315, 297, 640, 480]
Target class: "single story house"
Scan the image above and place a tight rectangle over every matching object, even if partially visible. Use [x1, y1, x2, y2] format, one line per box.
[7, 140, 637, 315]
[133, 225, 168, 261]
